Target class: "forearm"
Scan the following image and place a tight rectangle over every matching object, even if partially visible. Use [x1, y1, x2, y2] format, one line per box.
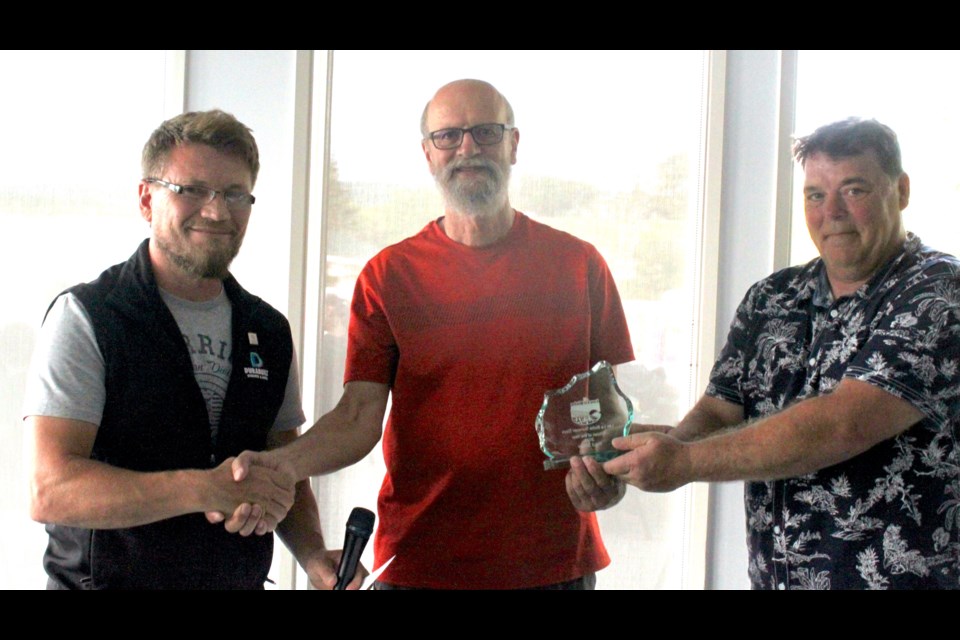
[29, 416, 293, 530]
[686, 381, 922, 482]
[30, 456, 219, 529]
[281, 382, 387, 480]
[607, 380, 922, 491]
[276, 479, 327, 565]
[671, 395, 745, 442]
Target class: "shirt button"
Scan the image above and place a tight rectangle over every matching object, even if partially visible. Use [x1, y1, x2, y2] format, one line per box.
[778, 582, 786, 590]
[774, 525, 781, 534]
[830, 309, 839, 318]
[808, 358, 816, 367]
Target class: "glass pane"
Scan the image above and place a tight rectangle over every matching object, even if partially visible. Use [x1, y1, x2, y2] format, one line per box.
[315, 50, 708, 588]
[792, 51, 960, 264]
[0, 50, 167, 588]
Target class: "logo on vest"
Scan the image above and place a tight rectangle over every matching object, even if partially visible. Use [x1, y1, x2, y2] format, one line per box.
[570, 398, 601, 426]
[244, 351, 269, 381]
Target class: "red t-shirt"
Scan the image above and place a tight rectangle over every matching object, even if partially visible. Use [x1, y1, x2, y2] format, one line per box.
[346, 211, 634, 588]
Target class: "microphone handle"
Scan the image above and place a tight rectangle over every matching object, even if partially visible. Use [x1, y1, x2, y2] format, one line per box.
[334, 532, 366, 590]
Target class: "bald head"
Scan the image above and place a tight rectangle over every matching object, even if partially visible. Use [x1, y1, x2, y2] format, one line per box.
[420, 79, 515, 138]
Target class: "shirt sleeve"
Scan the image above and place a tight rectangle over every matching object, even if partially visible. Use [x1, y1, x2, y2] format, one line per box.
[705, 284, 756, 407]
[344, 260, 398, 386]
[22, 293, 106, 425]
[589, 248, 635, 366]
[844, 266, 960, 429]
[270, 346, 307, 432]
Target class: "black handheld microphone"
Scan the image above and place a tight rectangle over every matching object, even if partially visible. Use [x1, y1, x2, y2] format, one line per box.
[334, 507, 375, 590]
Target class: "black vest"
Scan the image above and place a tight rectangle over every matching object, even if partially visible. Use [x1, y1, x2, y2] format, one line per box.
[43, 240, 293, 589]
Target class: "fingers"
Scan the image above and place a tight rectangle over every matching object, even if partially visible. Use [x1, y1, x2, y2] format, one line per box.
[566, 455, 625, 512]
[246, 471, 294, 535]
[611, 433, 648, 451]
[305, 550, 340, 590]
[347, 560, 369, 590]
[602, 433, 689, 492]
[628, 424, 674, 436]
[211, 456, 295, 535]
[232, 450, 259, 482]
[603, 447, 634, 476]
[219, 502, 257, 536]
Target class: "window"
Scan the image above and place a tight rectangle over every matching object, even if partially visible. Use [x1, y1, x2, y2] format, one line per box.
[792, 50, 960, 264]
[0, 50, 168, 589]
[308, 50, 712, 588]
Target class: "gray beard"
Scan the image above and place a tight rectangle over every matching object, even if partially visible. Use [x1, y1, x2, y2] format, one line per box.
[437, 157, 510, 218]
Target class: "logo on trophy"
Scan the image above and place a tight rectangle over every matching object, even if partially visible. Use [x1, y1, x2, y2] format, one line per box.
[535, 361, 633, 470]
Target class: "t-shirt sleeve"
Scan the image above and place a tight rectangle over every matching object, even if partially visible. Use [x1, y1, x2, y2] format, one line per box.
[22, 293, 106, 425]
[843, 267, 960, 429]
[344, 261, 398, 386]
[589, 249, 635, 366]
[271, 346, 306, 432]
[705, 285, 755, 407]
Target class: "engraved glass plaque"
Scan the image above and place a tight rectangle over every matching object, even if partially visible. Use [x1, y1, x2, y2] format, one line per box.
[536, 361, 634, 470]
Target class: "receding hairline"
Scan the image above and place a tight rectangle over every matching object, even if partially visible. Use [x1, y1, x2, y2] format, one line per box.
[792, 117, 903, 179]
[420, 80, 515, 138]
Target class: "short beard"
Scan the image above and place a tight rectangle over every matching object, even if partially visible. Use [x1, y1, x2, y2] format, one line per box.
[436, 156, 510, 218]
[156, 235, 240, 280]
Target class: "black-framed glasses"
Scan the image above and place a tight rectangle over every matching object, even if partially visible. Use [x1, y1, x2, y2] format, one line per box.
[427, 123, 514, 150]
[145, 178, 256, 210]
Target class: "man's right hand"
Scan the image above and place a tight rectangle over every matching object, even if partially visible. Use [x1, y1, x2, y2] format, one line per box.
[206, 453, 295, 536]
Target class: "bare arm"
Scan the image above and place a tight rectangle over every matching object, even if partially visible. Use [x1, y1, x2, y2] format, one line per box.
[604, 379, 924, 491]
[270, 429, 364, 590]
[27, 415, 295, 529]
[236, 381, 389, 483]
[288, 381, 389, 478]
[216, 381, 389, 537]
[670, 394, 744, 442]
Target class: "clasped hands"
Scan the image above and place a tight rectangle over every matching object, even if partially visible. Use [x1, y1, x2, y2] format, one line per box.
[565, 424, 690, 511]
[206, 450, 294, 536]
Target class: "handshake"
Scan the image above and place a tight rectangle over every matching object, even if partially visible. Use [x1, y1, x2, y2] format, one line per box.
[205, 450, 295, 536]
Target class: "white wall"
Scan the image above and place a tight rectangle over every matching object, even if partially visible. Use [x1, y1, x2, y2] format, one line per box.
[705, 50, 790, 590]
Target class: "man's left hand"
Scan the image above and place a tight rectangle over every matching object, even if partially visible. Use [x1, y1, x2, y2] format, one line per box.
[302, 548, 367, 590]
[565, 455, 626, 512]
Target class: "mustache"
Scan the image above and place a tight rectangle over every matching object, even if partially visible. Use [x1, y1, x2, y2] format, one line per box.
[441, 156, 499, 179]
[186, 220, 237, 234]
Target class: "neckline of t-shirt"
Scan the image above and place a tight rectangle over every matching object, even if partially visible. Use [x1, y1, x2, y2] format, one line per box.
[158, 284, 228, 310]
[433, 210, 524, 254]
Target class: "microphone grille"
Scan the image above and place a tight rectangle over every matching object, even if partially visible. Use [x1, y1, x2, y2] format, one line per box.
[346, 507, 375, 538]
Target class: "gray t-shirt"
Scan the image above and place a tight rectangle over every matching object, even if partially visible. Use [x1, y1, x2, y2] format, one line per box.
[23, 290, 305, 436]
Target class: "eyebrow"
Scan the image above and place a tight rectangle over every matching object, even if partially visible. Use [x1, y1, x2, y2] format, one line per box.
[180, 179, 251, 191]
[803, 176, 871, 193]
[839, 177, 871, 187]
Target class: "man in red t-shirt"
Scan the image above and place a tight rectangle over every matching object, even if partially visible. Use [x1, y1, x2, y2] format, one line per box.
[235, 79, 634, 589]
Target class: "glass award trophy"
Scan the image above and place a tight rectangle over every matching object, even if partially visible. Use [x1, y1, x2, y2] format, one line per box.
[535, 361, 634, 470]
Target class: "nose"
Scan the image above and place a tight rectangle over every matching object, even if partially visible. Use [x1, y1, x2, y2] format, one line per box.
[824, 191, 848, 219]
[200, 193, 232, 221]
[457, 130, 481, 157]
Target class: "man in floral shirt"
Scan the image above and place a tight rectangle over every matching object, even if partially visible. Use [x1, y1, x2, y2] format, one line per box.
[594, 118, 960, 589]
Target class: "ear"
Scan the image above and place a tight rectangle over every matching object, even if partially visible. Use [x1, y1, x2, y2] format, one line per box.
[422, 139, 437, 176]
[897, 173, 910, 210]
[138, 181, 154, 224]
[509, 127, 519, 165]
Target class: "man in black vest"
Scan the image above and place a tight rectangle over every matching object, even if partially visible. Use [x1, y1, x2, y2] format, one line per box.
[23, 110, 349, 589]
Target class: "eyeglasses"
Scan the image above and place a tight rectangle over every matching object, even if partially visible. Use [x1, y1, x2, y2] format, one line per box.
[145, 178, 256, 210]
[427, 123, 514, 150]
